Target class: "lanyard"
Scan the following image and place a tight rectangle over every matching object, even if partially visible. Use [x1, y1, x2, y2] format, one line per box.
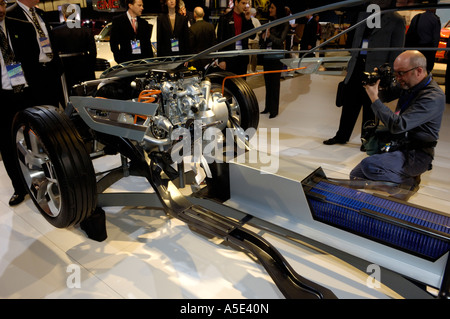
[398, 76, 432, 114]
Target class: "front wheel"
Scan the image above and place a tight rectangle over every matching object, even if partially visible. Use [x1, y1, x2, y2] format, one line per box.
[204, 73, 260, 201]
[13, 106, 97, 228]
[208, 72, 259, 131]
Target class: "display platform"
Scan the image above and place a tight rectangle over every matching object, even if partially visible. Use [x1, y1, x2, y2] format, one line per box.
[1, 72, 449, 299]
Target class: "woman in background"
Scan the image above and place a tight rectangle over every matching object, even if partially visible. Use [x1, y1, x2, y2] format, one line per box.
[157, 0, 190, 57]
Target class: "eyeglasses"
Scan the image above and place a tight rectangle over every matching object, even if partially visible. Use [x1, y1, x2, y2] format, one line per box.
[394, 67, 418, 77]
[0, 0, 7, 7]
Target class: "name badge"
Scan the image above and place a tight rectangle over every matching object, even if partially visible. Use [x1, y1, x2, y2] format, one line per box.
[6, 63, 27, 87]
[131, 40, 141, 54]
[235, 40, 243, 50]
[361, 39, 369, 55]
[171, 38, 179, 52]
[39, 36, 52, 54]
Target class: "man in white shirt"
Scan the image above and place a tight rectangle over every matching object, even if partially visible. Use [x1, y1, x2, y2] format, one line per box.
[0, 0, 40, 206]
[7, 0, 63, 107]
[110, 0, 154, 64]
[15, 0, 52, 62]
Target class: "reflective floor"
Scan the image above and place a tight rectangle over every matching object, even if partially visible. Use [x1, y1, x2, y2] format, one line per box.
[1, 65, 449, 299]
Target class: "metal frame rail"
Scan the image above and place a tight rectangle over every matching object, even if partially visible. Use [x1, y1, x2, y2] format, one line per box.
[90, 142, 337, 299]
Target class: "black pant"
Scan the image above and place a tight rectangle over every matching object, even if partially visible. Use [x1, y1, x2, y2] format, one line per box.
[29, 62, 64, 108]
[225, 55, 248, 77]
[335, 60, 375, 142]
[0, 88, 33, 195]
[445, 59, 450, 103]
[262, 58, 283, 117]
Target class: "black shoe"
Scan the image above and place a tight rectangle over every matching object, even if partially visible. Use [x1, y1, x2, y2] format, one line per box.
[260, 110, 269, 114]
[390, 176, 421, 201]
[323, 137, 346, 145]
[9, 193, 26, 206]
[411, 175, 421, 191]
[269, 113, 277, 119]
[360, 144, 366, 152]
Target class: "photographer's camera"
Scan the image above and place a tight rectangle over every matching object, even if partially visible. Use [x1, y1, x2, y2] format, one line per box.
[361, 63, 395, 89]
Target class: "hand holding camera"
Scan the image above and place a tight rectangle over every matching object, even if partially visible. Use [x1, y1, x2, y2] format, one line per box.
[362, 63, 396, 103]
[364, 79, 381, 103]
[361, 63, 396, 89]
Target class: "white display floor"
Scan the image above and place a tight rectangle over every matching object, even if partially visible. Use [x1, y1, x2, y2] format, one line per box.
[1, 67, 449, 299]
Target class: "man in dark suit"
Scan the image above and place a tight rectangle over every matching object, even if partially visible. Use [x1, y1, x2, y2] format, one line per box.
[300, 13, 318, 57]
[110, 0, 153, 64]
[323, 0, 405, 149]
[1, 0, 40, 205]
[52, 3, 97, 89]
[7, 0, 63, 108]
[405, 9, 440, 73]
[189, 6, 216, 71]
[179, 0, 195, 27]
[216, 0, 254, 76]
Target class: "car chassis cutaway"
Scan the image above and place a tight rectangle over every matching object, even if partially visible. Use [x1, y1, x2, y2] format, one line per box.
[12, 0, 450, 298]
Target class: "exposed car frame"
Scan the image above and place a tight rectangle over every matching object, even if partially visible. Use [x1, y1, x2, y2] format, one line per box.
[12, 0, 450, 298]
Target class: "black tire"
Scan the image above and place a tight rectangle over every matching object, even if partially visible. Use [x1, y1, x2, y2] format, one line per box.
[208, 72, 259, 130]
[13, 106, 97, 228]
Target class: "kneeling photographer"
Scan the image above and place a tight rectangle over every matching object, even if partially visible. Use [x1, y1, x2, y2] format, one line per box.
[350, 50, 445, 198]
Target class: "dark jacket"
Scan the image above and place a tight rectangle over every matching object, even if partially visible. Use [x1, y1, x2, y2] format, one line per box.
[110, 13, 154, 64]
[6, 3, 61, 66]
[373, 75, 444, 146]
[157, 13, 190, 57]
[300, 16, 318, 51]
[189, 19, 216, 71]
[189, 19, 216, 53]
[216, 9, 255, 74]
[405, 10, 440, 48]
[6, 4, 63, 107]
[2, 17, 40, 86]
[259, 22, 289, 51]
[52, 22, 97, 87]
[345, 11, 405, 84]
[405, 10, 440, 72]
[216, 9, 254, 53]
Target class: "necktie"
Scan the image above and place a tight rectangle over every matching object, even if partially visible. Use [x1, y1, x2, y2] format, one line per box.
[29, 7, 53, 59]
[0, 26, 23, 93]
[0, 25, 14, 65]
[131, 18, 137, 33]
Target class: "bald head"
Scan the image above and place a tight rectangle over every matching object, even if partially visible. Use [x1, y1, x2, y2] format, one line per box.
[194, 6, 204, 20]
[396, 50, 427, 69]
[394, 50, 428, 89]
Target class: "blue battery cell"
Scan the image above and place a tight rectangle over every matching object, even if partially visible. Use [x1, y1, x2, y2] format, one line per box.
[305, 180, 450, 260]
